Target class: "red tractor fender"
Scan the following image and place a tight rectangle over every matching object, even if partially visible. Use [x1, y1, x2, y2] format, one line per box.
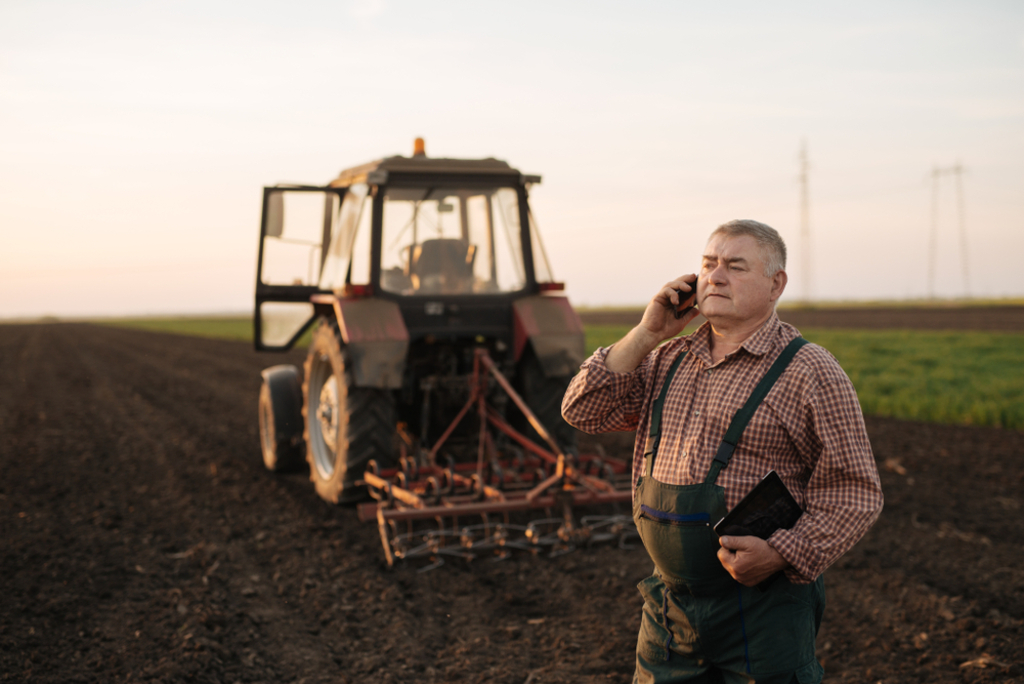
[313, 295, 410, 389]
[512, 295, 585, 377]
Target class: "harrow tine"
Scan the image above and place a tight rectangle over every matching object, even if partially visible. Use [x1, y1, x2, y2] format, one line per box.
[417, 557, 445, 573]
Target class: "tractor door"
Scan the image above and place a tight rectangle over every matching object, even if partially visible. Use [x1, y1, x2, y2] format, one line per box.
[254, 186, 343, 351]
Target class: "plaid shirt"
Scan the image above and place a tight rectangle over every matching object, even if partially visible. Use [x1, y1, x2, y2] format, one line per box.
[562, 312, 883, 583]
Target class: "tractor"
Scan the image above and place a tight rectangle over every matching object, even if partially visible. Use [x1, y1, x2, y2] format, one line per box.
[254, 140, 589, 502]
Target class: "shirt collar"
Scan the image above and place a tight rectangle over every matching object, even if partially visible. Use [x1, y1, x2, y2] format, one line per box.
[740, 311, 783, 357]
[684, 310, 783, 364]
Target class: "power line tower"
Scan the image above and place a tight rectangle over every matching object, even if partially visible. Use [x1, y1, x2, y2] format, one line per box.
[928, 162, 969, 299]
[798, 140, 811, 302]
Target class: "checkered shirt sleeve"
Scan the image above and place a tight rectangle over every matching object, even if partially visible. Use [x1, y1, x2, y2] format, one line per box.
[562, 313, 883, 583]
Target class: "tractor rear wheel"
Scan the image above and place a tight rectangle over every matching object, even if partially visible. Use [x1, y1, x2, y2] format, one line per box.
[514, 350, 578, 454]
[303, 319, 397, 504]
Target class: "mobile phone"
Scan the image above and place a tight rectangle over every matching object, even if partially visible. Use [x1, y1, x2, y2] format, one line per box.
[672, 277, 699, 319]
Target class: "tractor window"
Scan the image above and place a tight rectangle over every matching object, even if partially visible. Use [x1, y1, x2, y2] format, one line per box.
[528, 208, 554, 284]
[260, 190, 338, 286]
[319, 184, 371, 290]
[379, 187, 525, 295]
[349, 194, 373, 285]
[259, 301, 314, 347]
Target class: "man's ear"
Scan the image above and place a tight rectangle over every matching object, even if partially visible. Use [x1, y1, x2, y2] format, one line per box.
[770, 271, 787, 302]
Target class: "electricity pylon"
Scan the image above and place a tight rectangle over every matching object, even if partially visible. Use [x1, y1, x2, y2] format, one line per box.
[798, 140, 811, 302]
[928, 163, 969, 299]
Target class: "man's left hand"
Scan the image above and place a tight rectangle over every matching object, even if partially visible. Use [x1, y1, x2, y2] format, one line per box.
[717, 535, 790, 586]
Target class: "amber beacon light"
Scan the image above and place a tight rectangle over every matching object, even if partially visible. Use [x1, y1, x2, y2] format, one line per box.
[413, 137, 426, 157]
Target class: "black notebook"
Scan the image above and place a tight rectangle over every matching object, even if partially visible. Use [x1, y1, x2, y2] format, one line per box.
[714, 470, 802, 539]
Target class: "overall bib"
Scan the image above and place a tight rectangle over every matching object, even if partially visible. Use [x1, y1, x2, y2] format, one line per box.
[632, 338, 825, 684]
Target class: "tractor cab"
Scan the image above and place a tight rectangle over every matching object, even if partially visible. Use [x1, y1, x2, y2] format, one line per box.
[254, 140, 558, 353]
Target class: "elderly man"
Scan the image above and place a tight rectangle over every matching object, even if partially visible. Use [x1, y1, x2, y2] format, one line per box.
[562, 220, 883, 683]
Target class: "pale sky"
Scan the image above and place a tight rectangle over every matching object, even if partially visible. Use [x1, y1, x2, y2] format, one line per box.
[2, 0, 1022, 318]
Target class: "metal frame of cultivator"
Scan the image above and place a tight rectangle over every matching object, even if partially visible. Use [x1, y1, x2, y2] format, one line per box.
[356, 348, 637, 569]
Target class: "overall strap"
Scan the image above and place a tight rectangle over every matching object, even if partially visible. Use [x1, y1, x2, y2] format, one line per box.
[643, 349, 688, 477]
[704, 337, 808, 485]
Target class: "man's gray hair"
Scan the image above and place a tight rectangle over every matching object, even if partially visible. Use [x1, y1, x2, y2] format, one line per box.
[710, 219, 787, 277]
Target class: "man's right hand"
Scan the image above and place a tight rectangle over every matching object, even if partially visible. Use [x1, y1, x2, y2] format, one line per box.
[640, 275, 700, 338]
[605, 275, 700, 373]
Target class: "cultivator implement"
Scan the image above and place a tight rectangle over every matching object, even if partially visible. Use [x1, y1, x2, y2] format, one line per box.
[357, 349, 637, 568]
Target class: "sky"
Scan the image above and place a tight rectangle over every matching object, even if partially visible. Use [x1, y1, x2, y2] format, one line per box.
[1, 0, 1023, 318]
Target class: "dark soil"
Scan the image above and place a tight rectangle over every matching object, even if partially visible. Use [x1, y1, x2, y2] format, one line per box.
[1, 317, 1022, 683]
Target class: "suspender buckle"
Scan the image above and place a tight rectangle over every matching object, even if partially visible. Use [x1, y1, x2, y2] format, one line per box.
[713, 441, 735, 465]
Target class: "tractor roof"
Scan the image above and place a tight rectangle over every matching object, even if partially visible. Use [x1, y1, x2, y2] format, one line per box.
[329, 154, 530, 188]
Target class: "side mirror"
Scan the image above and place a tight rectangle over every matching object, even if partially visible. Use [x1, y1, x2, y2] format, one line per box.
[265, 192, 284, 238]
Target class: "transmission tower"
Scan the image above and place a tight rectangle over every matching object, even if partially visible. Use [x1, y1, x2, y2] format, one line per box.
[798, 140, 811, 302]
[928, 162, 969, 299]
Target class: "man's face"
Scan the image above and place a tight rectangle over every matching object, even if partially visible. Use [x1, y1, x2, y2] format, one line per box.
[698, 233, 780, 326]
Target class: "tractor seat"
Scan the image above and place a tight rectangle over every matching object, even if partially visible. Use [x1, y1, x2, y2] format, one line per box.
[411, 239, 476, 293]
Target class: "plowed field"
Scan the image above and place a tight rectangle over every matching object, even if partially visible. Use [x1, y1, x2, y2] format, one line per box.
[1, 313, 1022, 683]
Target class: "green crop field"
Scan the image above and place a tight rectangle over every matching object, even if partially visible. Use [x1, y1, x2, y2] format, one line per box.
[95, 316, 254, 341]
[801, 328, 1024, 430]
[95, 315, 1023, 430]
[584, 325, 1024, 431]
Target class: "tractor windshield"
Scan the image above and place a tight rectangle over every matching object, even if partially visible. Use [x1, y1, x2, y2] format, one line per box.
[379, 187, 526, 295]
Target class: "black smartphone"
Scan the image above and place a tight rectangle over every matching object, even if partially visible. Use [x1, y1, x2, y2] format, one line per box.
[672, 277, 699, 319]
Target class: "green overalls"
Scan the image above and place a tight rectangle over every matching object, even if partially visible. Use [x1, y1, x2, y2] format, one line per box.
[632, 339, 826, 684]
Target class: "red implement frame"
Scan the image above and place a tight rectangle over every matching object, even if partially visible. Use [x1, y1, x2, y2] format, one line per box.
[356, 348, 633, 566]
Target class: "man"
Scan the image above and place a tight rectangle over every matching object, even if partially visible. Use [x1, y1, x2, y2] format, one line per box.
[562, 220, 883, 683]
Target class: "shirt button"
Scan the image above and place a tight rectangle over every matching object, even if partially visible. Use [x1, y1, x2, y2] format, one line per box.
[694, 410, 700, 416]
[706, 369, 713, 375]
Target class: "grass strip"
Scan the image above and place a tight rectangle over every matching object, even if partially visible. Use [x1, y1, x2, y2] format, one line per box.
[97, 317, 1024, 430]
[95, 316, 253, 341]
